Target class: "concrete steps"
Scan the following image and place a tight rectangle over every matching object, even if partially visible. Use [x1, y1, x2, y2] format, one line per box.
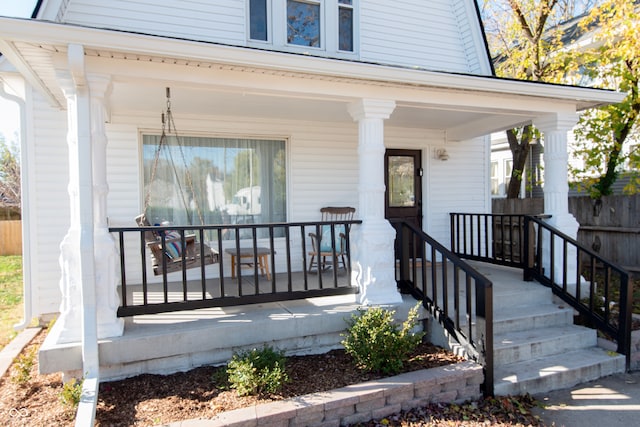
[494, 347, 625, 396]
[490, 271, 625, 396]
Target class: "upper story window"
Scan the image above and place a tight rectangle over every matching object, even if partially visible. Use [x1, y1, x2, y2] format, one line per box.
[249, 0, 356, 55]
[287, 0, 321, 47]
[338, 0, 353, 51]
[249, 0, 269, 41]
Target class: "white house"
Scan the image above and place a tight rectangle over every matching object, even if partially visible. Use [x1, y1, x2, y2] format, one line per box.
[0, 0, 626, 400]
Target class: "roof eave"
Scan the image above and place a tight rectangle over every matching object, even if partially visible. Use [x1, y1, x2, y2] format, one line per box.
[0, 17, 626, 111]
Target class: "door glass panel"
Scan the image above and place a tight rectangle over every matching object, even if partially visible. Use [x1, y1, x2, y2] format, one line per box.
[388, 156, 415, 207]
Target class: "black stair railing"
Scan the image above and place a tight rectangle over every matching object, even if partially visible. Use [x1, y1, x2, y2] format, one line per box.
[522, 215, 632, 370]
[392, 220, 494, 396]
[450, 212, 632, 371]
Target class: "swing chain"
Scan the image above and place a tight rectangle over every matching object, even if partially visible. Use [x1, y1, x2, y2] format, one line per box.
[143, 87, 205, 226]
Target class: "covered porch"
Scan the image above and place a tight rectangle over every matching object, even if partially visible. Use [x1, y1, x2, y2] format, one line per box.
[0, 17, 627, 390]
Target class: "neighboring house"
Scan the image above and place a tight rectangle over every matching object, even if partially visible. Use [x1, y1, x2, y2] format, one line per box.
[0, 0, 626, 395]
[490, 133, 544, 198]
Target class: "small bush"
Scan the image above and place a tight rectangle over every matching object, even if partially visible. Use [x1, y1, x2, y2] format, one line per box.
[60, 378, 83, 410]
[10, 347, 36, 385]
[341, 304, 425, 375]
[226, 346, 289, 396]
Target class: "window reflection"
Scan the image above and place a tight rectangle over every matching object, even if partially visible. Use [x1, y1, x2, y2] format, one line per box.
[287, 0, 321, 47]
[388, 156, 415, 207]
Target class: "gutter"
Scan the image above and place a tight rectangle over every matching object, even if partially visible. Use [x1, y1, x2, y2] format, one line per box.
[67, 43, 99, 426]
[0, 78, 32, 331]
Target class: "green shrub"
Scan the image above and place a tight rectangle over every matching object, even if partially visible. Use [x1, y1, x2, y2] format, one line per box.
[60, 378, 83, 410]
[341, 304, 425, 375]
[226, 346, 289, 396]
[10, 347, 36, 385]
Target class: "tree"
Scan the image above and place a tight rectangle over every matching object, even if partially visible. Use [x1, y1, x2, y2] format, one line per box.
[480, 0, 595, 198]
[569, 0, 640, 198]
[0, 132, 21, 210]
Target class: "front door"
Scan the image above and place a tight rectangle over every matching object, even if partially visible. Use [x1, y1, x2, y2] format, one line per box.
[384, 149, 423, 258]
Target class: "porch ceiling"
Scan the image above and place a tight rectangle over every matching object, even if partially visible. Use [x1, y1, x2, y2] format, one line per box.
[0, 17, 626, 140]
[109, 82, 486, 132]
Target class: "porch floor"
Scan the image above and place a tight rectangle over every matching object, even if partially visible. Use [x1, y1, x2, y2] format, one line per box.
[121, 268, 352, 306]
[40, 267, 412, 381]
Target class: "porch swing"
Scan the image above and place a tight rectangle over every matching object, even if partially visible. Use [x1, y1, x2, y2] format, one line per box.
[136, 88, 219, 275]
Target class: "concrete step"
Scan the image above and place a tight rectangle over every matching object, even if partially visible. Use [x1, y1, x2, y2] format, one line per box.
[494, 325, 596, 365]
[458, 303, 574, 337]
[494, 347, 625, 396]
[492, 303, 574, 334]
[492, 284, 552, 308]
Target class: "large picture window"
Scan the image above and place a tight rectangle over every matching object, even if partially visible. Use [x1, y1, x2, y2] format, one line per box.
[142, 135, 286, 235]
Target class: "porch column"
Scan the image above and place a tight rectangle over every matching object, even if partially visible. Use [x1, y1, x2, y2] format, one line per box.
[534, 112, 580, 284]
[348, 99, 402, 305]
[89, 74, 124, 339]
[55, 59, 122, 344]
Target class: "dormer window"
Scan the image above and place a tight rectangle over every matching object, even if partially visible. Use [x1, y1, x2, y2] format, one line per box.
[287, 0, 321, 47]
[249, 0, 269, 41]
[338, 0, 353, 51]
[249, 0, 356, 55]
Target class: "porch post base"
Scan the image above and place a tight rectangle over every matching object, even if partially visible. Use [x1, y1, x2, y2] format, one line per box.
[55, 229, 123, 344]
[542, 213, 580, 286]
[56, 230, 83, 344]
[95, 229, 124, 339]
[351, 219, 403, 306]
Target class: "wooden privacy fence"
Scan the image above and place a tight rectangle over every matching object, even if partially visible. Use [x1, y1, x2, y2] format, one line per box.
[0, 220, 22, 255]
[493, 195, 640, 273]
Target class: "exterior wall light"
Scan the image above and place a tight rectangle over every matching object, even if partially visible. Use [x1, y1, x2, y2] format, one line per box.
[435, 148, 449, 161]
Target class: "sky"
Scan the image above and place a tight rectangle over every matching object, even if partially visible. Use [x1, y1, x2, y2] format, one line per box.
[0, 0, 38, 145]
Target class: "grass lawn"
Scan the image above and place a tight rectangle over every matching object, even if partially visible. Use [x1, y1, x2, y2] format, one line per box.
[0, 255, 23, 350]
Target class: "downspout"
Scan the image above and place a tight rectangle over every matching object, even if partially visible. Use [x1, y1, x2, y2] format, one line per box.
[0, 78, 32, 331]
[68, 44, 99, 426]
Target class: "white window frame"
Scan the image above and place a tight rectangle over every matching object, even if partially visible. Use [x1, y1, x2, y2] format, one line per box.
[285, 0, 324, 49]
[248, 0, 272, 44]
[490, 160, 499, 196]
[247, 0, 358, 58]
[336, 0, 354, 53]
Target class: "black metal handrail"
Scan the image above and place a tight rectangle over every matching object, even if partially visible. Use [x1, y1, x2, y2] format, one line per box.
[523, 215, 632, 370]
[110, 219, 361, 317]
[450, 212, 632, 371]
[392, 220, 494, 396]
[450, 213, 531, 268]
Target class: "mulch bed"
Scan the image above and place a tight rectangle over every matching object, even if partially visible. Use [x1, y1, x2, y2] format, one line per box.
[1, 329, 546, 427]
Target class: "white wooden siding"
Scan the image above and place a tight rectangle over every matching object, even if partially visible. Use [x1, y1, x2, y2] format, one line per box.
[359, 0, 474, 73]
[451, 0, 493, 75]
[56, 0, 488, 75]
[62, 0, 246, 46]
[426, 138, 489, 245]
[28, 92, 69, 316]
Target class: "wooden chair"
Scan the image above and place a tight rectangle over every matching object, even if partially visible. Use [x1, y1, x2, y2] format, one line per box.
[135, 214, 219, 275]
[308, 207, 355, 273]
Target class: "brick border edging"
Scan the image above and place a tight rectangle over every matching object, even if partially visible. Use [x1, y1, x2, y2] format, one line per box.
[177, 361, 483, 427]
